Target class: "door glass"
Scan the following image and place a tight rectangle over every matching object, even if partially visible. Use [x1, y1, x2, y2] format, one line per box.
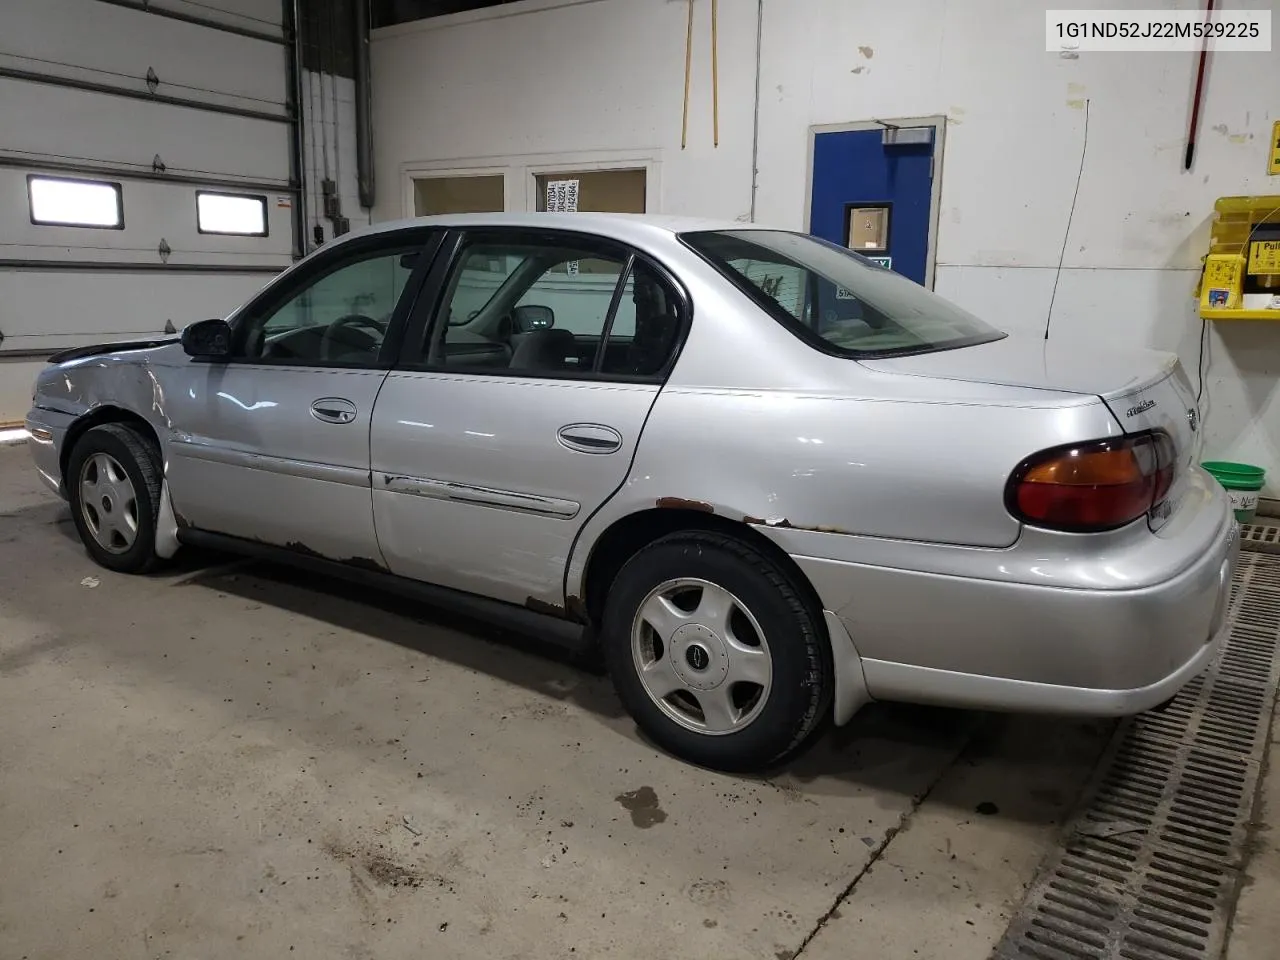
[599, 261, 683, 377]
[534, 169, 646, 213]
[432, 240, 627, 375]
[237, 247, 419, 364]
[845, 205, 890, 252]
[414, 175, 505, 215]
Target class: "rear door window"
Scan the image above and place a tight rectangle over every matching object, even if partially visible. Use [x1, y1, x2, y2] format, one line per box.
[412, 231, 686, 381]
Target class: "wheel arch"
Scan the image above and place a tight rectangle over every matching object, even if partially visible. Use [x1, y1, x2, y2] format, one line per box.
[60, 406, 160, 485]
[577, 507, 827, 631]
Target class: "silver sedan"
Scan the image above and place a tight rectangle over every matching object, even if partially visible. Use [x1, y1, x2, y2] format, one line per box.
[25, 213, 1239, 772]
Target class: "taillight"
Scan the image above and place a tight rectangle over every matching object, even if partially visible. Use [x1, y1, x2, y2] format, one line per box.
[1006, 431, 1177, 532]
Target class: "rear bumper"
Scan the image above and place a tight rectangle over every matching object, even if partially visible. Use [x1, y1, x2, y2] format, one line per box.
[24, 407, 73, 498]
[789, 473, 1240, 720]
[857, 615, 1228, 717]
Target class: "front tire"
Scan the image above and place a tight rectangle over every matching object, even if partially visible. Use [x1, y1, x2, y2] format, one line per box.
[66, 423, 164, 574]
[601, 531, 832, 772]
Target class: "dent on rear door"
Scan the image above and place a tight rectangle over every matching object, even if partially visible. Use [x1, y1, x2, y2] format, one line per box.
[369, 373, 660, 610]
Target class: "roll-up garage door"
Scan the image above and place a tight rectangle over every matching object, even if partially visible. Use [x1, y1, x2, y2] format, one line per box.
[0, 0, 301, 421]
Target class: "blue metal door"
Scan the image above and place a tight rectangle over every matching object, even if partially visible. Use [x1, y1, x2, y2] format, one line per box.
[809, 126, 936, 286]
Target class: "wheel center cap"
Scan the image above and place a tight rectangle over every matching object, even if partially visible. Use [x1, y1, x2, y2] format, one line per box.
[669, 623, 729, 691]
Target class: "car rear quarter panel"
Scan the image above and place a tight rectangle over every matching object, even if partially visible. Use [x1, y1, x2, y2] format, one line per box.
[619, 383, 1120, 545]
[566, 241, 1126, 603]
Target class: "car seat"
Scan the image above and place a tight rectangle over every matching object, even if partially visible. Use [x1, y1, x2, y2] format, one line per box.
[509, 328, 577, 372]
[625, 278, 680, 376]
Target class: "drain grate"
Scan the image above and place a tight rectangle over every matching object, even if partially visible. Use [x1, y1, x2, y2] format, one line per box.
[992, 552, 1280, 960]
[1240, 521, 1280, 556]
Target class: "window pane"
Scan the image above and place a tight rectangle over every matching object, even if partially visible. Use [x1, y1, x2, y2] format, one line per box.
[29, 176, 122, 228]
[445, 251, 524, 326]
[414, 175, 504, 215]
[239, 248, 417, 364]
[535, 169, 646, 213]
[434, 239, 627, 375]
[846, 206, 890, 252]
[599, 261, 683, 377]
[197, 192, 267, 235]
[683, 230, 1003, 358]
[515, 257, 624, 336]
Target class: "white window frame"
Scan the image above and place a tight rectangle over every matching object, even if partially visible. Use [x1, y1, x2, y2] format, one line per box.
[400, 150, 662, 218]
[403, 164, 513, 217]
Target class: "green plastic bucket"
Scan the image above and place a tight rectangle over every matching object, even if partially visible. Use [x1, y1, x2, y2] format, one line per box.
[1202, 461, 1266, 522]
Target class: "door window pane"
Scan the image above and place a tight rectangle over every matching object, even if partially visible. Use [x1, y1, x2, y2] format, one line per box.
[599, 261, 683, 377]
[534, 169, 646, 213]
[427, 237, 683, 380]
[414, 175, 504, 216]
[238, 247, 418, 364]
[434, 240, 626, 375]
[845, 205, 889, 252]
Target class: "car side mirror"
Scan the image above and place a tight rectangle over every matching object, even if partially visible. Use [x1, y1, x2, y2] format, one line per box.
[181, 318, 233, 360]
[513, 304, 555, 333]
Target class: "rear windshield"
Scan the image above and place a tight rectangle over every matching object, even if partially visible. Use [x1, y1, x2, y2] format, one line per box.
[682, 229, 1005, 358]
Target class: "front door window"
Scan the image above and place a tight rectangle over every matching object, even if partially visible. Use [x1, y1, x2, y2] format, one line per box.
[235, 247, 421, 365]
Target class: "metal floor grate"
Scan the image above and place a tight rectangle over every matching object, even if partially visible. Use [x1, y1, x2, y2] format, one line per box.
[992, 552, 1280, 960]
[1240, 521, 1280, 556]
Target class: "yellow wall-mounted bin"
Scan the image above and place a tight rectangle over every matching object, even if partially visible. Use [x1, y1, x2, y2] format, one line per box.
[1199, 195, 1280, 320]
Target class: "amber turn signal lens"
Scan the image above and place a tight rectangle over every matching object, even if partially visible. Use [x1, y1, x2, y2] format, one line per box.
[1007, 432, 1176, 533]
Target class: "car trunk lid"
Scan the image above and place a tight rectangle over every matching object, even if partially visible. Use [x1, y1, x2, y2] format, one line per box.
[862, 336, 1200, 531]
[1101, 359, 1200, 531]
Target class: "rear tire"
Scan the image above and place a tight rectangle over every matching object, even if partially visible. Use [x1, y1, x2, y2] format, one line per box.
[66, 423, 164, 575]
[601, 531, 832, 772]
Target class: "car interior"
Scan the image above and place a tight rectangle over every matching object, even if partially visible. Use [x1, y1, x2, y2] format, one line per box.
[236, 242, 681, 378]
[426, 249, 682, 377]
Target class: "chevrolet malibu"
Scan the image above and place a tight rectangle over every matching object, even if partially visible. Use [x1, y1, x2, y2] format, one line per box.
[25, 213, 1239, 772]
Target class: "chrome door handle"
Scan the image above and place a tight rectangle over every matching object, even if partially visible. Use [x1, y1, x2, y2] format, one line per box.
[557, 423, 623, 454]
[311, 397, 357, 424]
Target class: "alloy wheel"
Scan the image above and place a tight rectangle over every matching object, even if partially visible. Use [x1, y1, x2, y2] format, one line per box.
[630, 577, 773, 735]
[78, 452, 139, 554]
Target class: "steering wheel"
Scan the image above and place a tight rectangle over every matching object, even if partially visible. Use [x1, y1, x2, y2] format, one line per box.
[321, 314, 385, 361]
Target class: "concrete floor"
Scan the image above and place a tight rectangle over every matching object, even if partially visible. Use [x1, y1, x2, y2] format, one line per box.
[1226, 703, 1280, 960]
[0, 442, 1201, 959]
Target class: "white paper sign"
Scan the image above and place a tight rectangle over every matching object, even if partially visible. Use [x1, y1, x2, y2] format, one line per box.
[547, 179, 581, 273]
[546, 179, 580, 213]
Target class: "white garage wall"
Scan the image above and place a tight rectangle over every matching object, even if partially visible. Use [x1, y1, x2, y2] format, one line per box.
[372, 0, 1280, 503]
[0, 0, 296, 423]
